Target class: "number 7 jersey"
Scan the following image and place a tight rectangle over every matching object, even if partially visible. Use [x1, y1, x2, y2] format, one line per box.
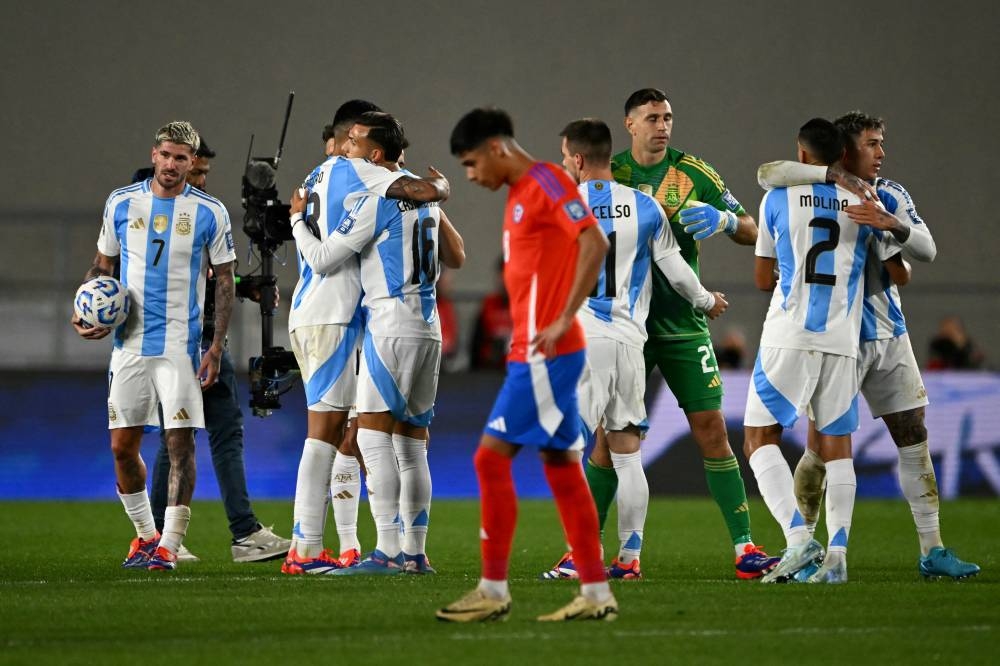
[756, 183, 896, 357]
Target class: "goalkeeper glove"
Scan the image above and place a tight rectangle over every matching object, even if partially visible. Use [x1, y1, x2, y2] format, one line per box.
[679, 203, 738, 240]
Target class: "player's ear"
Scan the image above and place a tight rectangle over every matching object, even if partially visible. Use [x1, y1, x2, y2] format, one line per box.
[623, 115, 633, 134]
[150, 146, 157, 164]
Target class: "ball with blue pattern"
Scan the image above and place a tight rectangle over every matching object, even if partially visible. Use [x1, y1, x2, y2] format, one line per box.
[74, 277, 130, 328]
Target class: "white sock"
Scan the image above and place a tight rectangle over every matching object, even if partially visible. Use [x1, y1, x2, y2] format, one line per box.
[478, 578, 509, 600]
[356, 428, 401, 557]
[159, 505, 191, 554]
[580, 581, 614, 604]
[609, 450, 647, 563]
[292, 437, 336, 558]
[393, 434, 431, 556]
[793, 448, 827, 535]
[897, 442, 943, 555]
[118, 489, 157, 540]
[330, 451, 361, 553]
[824, 458, 857, 556]
[749, 445, 810, 547]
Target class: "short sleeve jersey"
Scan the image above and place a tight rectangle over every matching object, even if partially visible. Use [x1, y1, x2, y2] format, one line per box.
[98, 179, 236, 360]
[289, 156, 404, 331]
[756, 183, 896, 357]
[576, 180, 673, 349]
[612, 147, 745, 342]
[503, 162, 598, 362]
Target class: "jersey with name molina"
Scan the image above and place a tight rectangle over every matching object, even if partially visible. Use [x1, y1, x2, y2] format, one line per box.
[333, 170, 444, 340]
[757, 183, 895, 358]
[98, 180, 235, 361]
[860, 178, 927, 342]
[612, 147, 745, 342]
[576, 179, 676, 350]
[503, 162, 598, 362]
[289, 156, 404, 332]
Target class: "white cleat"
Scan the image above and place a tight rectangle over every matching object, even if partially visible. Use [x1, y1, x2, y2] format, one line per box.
[761, 539, 825, 584]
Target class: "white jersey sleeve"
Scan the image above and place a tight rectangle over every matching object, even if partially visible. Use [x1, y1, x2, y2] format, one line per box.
[878, 177, 936, 262]
[757, 161, 828, 190]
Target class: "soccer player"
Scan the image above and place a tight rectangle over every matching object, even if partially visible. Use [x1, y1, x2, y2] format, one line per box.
[757, 111, 980, 579]
[541, 118, 728, 581]
[281, 111, 449, 575]
[746, 118, 906, 584]
[130, 138, 292, 564]
[610, 88, 778, 578]
[72, 121, 236, 570]
[289, 111, 465, 575]
[436, 108, 616, 623]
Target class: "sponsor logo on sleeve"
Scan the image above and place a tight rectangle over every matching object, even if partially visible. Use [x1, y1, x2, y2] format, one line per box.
[224, 230, 235, 250]
[721, 189, 741, 212]
[564, 199, 588, 222]
[336, 215, 357, 235]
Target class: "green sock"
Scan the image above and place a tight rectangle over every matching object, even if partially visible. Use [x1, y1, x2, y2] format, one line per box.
[585, 459, 618, 537]
[704, 456, 753, 546]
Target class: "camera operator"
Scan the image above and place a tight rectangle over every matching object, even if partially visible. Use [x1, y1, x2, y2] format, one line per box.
[135, 137, 292, 563]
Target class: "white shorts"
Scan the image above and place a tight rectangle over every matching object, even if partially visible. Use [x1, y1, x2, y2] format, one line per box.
[290, 324, 361, 412]
[107, 348, 204, 429]
[356, 333, 440, 426]
[578, 337, 647, 434]
[745, 346, 859, 435]
[858, 333, 929, 418]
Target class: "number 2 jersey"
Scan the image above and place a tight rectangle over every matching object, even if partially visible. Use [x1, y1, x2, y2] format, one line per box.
[98, 179, 235, 359]
[756, 183, 897, 358]
[289, 156, 405, 332]
[503, 162, 599, 362]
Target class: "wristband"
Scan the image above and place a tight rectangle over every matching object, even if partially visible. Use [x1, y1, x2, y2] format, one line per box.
[722, 210, 739, 236]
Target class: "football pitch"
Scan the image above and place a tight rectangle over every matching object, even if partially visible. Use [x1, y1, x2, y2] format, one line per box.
[1, 498, 996, 665]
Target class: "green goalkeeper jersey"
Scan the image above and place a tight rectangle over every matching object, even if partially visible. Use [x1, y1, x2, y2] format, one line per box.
[612, 147, 746, 341]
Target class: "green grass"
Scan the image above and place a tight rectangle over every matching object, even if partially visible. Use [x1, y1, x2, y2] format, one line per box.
[1, 498, 997, 665]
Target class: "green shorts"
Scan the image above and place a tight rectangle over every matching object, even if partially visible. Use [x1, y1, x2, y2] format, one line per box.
[644, 336, 723, 413]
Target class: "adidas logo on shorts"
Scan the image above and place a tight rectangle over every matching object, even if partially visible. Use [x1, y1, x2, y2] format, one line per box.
[172, 408, 191, 421]
[487, 416, 507, 433]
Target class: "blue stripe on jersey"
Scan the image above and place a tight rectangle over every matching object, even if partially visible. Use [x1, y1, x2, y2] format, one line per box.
[304, 316, 361, 407]
[362, 329, 434, 427]
[764, 190, 795, 307]
[819, 394, 859, 436]
[113, 198, 132, 349]
[861, 297, 878, 340]
[752, 352, 799, 429]
[529, 164, 566, 201]
[885, 283, 907, 336]
[141, 197, 175, 355]
[630, 191, 661, 317]
[413, 208, 438, 324]
[293, 261, 313, 310]
[585, 181, 614, 322]
[845, 225, 870, 315]
[804, 185, 837, 332]
[376, 200, 405, 297]
[189, 203, 216, 359]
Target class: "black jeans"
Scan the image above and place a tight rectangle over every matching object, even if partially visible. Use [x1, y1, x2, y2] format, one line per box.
[151, 347, 258, 540]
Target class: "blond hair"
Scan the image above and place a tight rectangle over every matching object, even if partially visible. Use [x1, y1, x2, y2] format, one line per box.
[154, 121, 201, 153]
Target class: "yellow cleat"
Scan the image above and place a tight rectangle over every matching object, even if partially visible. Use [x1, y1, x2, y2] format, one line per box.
[537, 594, 618, 622]
[436, 589, 512, 623]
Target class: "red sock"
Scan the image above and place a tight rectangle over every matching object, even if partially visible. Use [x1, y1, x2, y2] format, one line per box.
[544, 459, 606, 583]
[474, 446, 517, 581]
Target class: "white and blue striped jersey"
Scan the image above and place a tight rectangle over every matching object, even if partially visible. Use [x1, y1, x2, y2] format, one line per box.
[97, 179, 235, 360]
[757, 183, 895, 357]
[861, 178, 928, 341]
[576, 180, 672, 349]
[288, 156, 404, 331]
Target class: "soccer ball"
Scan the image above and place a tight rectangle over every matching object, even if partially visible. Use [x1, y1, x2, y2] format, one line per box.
[74, 277, 130, 328]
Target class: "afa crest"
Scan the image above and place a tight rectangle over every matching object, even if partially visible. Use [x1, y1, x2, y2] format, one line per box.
[176, 212, 192, 236]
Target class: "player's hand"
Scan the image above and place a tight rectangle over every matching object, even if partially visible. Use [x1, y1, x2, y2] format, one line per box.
[72, 315, 111, 340]
[679, 203, 738, 240]
[827, 164, 879, 202]
[289, 186, 307, 216]
[197, 345, 223, 390]
[707, 292, 728, 319]
[846, 200, 900, 230]
[530, 314, 573, 358]
[426, 166, 450, 200]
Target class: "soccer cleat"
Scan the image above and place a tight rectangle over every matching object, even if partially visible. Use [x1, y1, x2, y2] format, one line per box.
[537, 594, 618, 622]
[403, 552, 437, 574]
[147, 545, 178, 571]
[122, 533, 160, 568]
[540, 552, 579, 580]
[919, 546, 981, 580]
[807, 553, 848, 584]
[734, 544, 781, 580]
[331, 549, 404, 576]
[280, 548, 345, 575]
[436, 589, 511, 623]
[606, 557, 642, 580]
[792, 558, 822, 583]
[761, 539, 825, 583]
[176, 544, 199, 563]
[338, 548, 362, 568]
[232, 524, 292, 563]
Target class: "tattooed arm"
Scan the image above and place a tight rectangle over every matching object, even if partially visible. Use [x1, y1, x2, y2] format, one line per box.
[198, 260, 235, 389]
[72, 251, 118, 339]
[385, 166, 450, 203]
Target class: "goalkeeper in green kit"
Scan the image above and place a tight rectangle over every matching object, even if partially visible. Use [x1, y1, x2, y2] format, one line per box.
[541, 88, 780, 580]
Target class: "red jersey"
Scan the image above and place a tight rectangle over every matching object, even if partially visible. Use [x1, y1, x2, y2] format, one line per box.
[502, 162, 598, 362]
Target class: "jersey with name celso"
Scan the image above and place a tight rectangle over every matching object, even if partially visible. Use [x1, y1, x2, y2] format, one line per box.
[98, 179, 235, 359]
[503, 162, 598, 362]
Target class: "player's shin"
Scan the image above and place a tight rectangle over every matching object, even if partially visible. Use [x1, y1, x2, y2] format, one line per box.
[473, 446, 517, 584]
[584, 460, 618, 538]
[793, 448, 826, 534]
[357, 428, 402, 557]
[609, 450, 647, 563]
[748, 444, 810, 547]
[159, 505, 191, 554]
[292, 438, 336, 557]
[119, 488, 157, 541]
[824, 458, 856, 558]
[897, 441, 942, 555]
[330, 451, 362, 554]
[393, 434, 431, 556]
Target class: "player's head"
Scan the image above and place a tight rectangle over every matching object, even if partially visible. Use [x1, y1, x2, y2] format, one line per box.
[623, 88, 673, 155]
[187, 136, 216, 191]
[796, 118, 845, 166]
[835, 110, 886, 182]
[559, 118, 612, 183]
[324, 99, 382, 156]
[450, 107, 516, 190]
[151, 121, 199, 191]
[342, 111, 406, 165]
